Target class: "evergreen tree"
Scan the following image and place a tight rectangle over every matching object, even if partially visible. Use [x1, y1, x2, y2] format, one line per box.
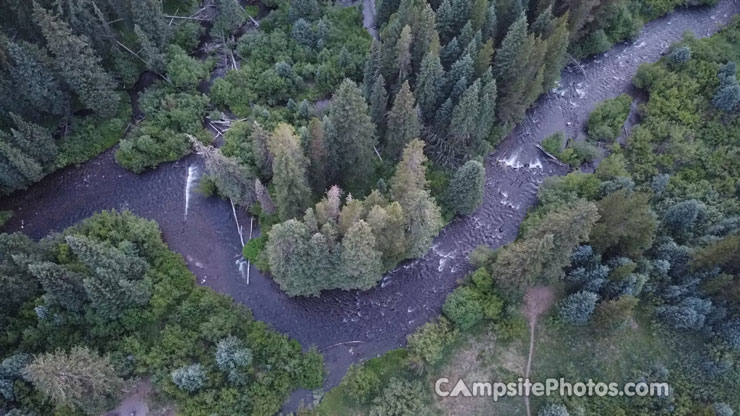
[307, 118, 329, 194]
[416, 49, 445, 122]
[446, 160, 485, 215]
[395, 25, 413, 88]
[65, 235, 152, 320]
[214, 336, 252, 386]
[590, 190, 656, 257]
[474, 39, 495, 78]
[325, 79, 377, 193]
[0, 136, 44, 189]
[28, 262, 88, 312]
[391, 140, 443, 257]
[370, 74, 389, 139]
[268, 123, 312, 220]
[340, 220, 383, 290]
[476, 69, 497, 141]
[376, 0, 401, 28]
[266, 219, 313, 296]
[558, 291, 599, 325]
[25, 346, 122, 415]
[492, 13, 529, 124]
[171, 364, 207, 392]
[446, 53, 474, 102]
[440, 37, 461, 68]
[8, 113, 57, 166]
[482, 2, 497, 40]
[250, 122, 273, 181]
[0, 233, 43, 322]
[412, 4, 439, 74]
[493, 234, 554, 295]
[130, 0, 168, 49]
[33, 4, 119, 118]
[532, 5, 554, 36]
[6, 40, 68, 117]
[471, 0, 489, 32]
[541, 14, 570, 91]
[385, 81, 420, 161]
[366, 202, 407, 267]
[364, 39, 383, 99]
[447, 80, 481, 161]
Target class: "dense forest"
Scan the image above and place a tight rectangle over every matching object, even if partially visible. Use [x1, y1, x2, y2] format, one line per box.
[1, 0, 737, 414]
[315, 18, 740, 416]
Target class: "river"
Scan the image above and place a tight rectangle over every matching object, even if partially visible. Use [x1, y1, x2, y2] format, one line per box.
[1, 0, 738, 406]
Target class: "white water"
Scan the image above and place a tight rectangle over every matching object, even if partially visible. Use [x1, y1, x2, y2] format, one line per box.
[184, 164, 199, 219]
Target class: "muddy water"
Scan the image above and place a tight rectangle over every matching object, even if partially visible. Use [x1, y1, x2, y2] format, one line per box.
[1, 0, 739, 404]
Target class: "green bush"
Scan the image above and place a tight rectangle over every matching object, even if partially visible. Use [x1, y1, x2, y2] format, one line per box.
[542, 132, 565, 156]
[588, 94, 633, 142]
[0, 210, 12, 228]
[443, 286, 485, 330]
[341, 364, 382, 403]
[406, 317, 456, 370]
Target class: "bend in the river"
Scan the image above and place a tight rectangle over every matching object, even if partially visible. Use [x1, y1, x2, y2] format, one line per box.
[1, 0, 738, 400]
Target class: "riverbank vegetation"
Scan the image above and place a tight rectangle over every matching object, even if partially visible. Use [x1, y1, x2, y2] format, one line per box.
[0, 211, 323, 415]
[312, 18, 740, 415]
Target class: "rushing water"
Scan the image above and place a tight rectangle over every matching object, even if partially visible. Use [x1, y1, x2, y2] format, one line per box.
[1, 0, 739, 405]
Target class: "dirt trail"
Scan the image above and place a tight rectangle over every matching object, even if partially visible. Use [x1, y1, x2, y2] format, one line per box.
[522, 286, 556, 416]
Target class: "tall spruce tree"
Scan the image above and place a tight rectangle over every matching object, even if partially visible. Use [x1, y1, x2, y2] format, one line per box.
[33, 4, 119, 118]
[340, 220, 383, 290]
[386, 81, 421, 161]
[307, 118, 329, 194]
[446, 160, 485, 215]
[28, 262, 88, 312]
[364, 39, 383, 99]
[8, 113, 57, 166]
[492, 13, 531, 124]
[370, 74, 389, 139]
[415, 49, 445, 122]
[268, 123, 312, 220]
[325, 79, 377, 193]
[541, 14, 570, 91]
[391, 139, 443, 257]
[395, 25, 413, 89]
[266, 219, 313, 296]
[6, 40, 68, 117]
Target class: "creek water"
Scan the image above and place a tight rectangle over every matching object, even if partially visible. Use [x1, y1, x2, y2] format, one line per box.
[1, 0, 738, 408]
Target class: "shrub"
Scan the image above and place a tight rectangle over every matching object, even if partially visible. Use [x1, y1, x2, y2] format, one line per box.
[542, 132, 564, 156]
[593, 295, 638, 330]
[0, 210, 12, 228]
[558, 291, 599, 325]
[171, 364, 207, 393]
[668, 46, 691, 66]
[368, 378, 430, 416]
[341, 364, 381, 403]
[443, 286, 485, 330]
[406, 317, 456, 369]
[588, 94, 632, 142]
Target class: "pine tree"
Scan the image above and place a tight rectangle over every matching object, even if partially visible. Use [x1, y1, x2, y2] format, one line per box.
[440, 36, 461, 68]
[325, 79, 377, 193]
[28, 262, 88, 312]
[395, 25, 413, 88]
[8, 113, 57, 166]
[492, 12, 529, 124]
[366, 202, 407, 267]
[33, 4, 119, 118]
[250, 122, 273, 181]
[471, 0, 489, 32]
[307, 118, 329, 194]
[446, 53, 474, 103]
[412, 4, 439, 74]
[6, 40, 68, 117]
[474, 39, 495, 78]
[493, 233, 554, 295]
[415, 49, 445, 122]
[474, 69, 497, 141]
[385, 81, 420, 161]
[363, 39, 383, 99]
[340, 220, 383, 290]
[130, 0, 169, 49]
[370, 74, 389, 139]
[590, 190, 656, 257]
[391, 140, 443, 257]
[448, 80, 481, 160]
[269, 123, 312, 220]
[377, 0, 401, 28]
[25, 346, 122, 415]
[266, 219, 313, 296]
[65, 235, 152, 320]
[541, 14, 569, 91]
[446, 160, 485, 215]
[0, 136, 44, 187]
[482, 2, 497, 40]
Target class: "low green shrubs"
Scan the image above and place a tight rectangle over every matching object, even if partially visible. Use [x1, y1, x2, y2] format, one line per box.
[587, 94, 632, 142]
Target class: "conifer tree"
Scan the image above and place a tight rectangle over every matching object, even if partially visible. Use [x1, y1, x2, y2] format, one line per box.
[33, 4, 119, 118]
[395, 25, 413, 88]
[191, 138, 254, 206]
[446, 53, 475, 102]
[385, 81, 420, 161]
[366, 202, 407, 267]
[412, 5, 439, 74]
[474, 39, 495, 78]
[416, 49, 445, 122]
[476, 70, 497, 141]
[28, 262, 88, 312]
[8, 113, 57, 166]
[0, 136, 44, 189]
[325, 79, 377, 193]
[370, 74, 389, 138]
[449, 80, 481, 160]
[446, 160, 485, 215]
[363, 39, 383, 99]
[269, 124, 312, 220]
[482, 2, 497, 40]
[250, 122, 273, 181]
[212, 0, 246, 39]
[307, 118, 329, 194]
[541, 14, 570, 91]
[25, 347, 122, 415]
[471, 0, 489, 32]
[440, 36, 461, 68]
[391, 140, 443, 257]
[266, 219, 313, 296]
[340, 220, 383, 290]
[6, 41, 68, 117]
[65, 235, 152, 320]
